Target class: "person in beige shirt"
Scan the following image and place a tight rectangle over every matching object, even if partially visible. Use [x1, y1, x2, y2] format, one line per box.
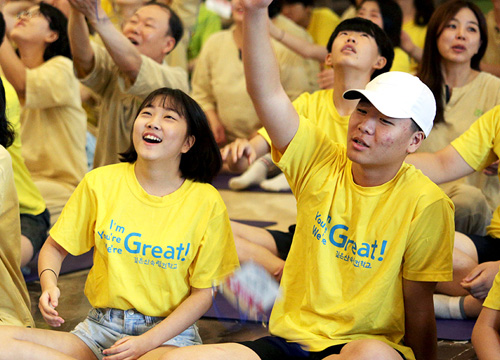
[0, 3, 87, 226]
[69, 0, 189, 167]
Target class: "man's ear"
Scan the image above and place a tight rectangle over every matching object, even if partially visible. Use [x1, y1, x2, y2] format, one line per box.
[324, 53, 333, 67]
[407, 131, 425, 154]
[162, 36, 176, 56]
[373, 55, 387, 70]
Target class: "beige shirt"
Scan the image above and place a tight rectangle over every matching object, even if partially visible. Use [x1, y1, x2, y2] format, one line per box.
[0, 147, 34, 327]
[22, 56, 87, 189]
[273, 14, 320, 96]
[191, 28, 314, 142]
[419, 72, 500, 208]
[81, 42, 189, 168]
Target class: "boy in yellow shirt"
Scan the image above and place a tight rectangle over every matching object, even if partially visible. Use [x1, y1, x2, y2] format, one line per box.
[162, 0, 454, 359]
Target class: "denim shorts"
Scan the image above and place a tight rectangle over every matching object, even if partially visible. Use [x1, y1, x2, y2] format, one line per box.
[71, 308, 202, 359]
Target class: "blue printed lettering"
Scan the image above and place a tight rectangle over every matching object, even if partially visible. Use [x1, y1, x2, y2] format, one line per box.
[329, 224, 348, 247]
[124, 232, 142, 254]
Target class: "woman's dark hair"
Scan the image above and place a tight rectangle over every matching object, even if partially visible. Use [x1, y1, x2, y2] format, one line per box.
[0, 78, 15, 148]
[414, 0, 435, 26]
[327, 17, 394, 79]
[39, 2, 72, 61]
[418, 0, 487, 124]
[120, 88, 222, 183]
[360, 0, 402, 47]
[143, 1, 183, 49]
[268, 0, 283, 19]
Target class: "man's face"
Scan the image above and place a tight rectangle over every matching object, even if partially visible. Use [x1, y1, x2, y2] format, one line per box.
[327, 30, 385, 74]
[122, 5, 172, 63]
[346, 100, 418, 168]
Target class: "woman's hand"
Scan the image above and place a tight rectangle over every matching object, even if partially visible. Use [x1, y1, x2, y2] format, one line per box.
[39, 286, 65, 327]
[102, 335, 152, 360]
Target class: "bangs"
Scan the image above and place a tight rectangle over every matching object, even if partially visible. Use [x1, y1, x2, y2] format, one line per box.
[139, 93, 187, 120]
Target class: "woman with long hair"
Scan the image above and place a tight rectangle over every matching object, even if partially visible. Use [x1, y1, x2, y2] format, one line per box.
[418, 0, 500, 319]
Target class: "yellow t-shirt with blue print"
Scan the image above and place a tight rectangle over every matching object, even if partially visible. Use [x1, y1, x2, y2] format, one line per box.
[258, 89, 350, 145]
[451, 105, 500, 238]
[269, 118, 454, 359]
[50, 162, 239, 317]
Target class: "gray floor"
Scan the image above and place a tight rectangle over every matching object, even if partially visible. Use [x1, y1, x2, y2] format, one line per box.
[27, 189, 478, 359]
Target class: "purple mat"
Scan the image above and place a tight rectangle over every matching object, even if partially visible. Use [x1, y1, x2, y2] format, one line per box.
[436, 318, 476, 341]
[213, 173, 291, 193]
[204, 293, 272, 322]
[23, 249, 94, 283]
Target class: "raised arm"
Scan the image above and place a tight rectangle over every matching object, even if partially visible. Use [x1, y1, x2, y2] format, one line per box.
[68, 0, 142, 82]
[269, 20, 327, 62]
[67, 5, 94, 78]
[241, 0, 299, 153]
[406, 145, 475, 184]
[0, 27, 27, 99]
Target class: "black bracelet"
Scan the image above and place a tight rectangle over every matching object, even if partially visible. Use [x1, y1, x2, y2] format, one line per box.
[39, 268, 58, 279]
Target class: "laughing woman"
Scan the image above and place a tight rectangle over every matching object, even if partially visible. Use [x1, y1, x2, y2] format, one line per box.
[0, 3, 87, 226]
[0, 87, 239, 359]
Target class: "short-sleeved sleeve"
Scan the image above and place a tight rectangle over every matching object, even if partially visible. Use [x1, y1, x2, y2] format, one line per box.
[119, 54, 189, 96]
[50, 174, 97, 255]
[188, 209, 239, 289]
[484, 264, 500, 310]
[451, 105, 500, 171]
[78, 42, 116, 96]
[403, 198, 454, 282]
[272, 117, 343, 197]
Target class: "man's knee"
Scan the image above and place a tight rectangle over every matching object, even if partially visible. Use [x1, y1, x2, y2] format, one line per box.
[449, 185, 491, 235]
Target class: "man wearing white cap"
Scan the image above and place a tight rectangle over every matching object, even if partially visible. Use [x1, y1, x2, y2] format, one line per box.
[162, 2, 453, 360]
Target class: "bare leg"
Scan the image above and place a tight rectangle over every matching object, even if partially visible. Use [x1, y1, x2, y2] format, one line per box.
[0, 325, 97, 360]
[324, 339, 402, 359]
[160, 343, 261, 360]
[231, 221, 285, 280]
[20, 234, 34, 267]
[436, 232, 478, 296]
[138, 345, 177, 359]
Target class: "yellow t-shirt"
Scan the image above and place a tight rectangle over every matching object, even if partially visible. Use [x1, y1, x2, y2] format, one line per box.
[483, 264, 500, 310]
[391, 47, 412, 73]
[258, 89, 350, 145]
[22, 56, 87, 188]
[269, 118, 454, 359]
[307, 7, 340, 47]
[0, 147, 34, 327]
[3, 77, 45, 216]
[50, 162, 239, 317]
[81, 42, 189, 167]
[451, 106, 500, 238]
[402, 20, 427, 73]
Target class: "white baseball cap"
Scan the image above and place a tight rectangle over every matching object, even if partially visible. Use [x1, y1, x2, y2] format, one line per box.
[343, 72, 436, 137]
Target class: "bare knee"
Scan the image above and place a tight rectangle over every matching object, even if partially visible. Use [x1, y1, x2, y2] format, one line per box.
[335, 339, 402, 360]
